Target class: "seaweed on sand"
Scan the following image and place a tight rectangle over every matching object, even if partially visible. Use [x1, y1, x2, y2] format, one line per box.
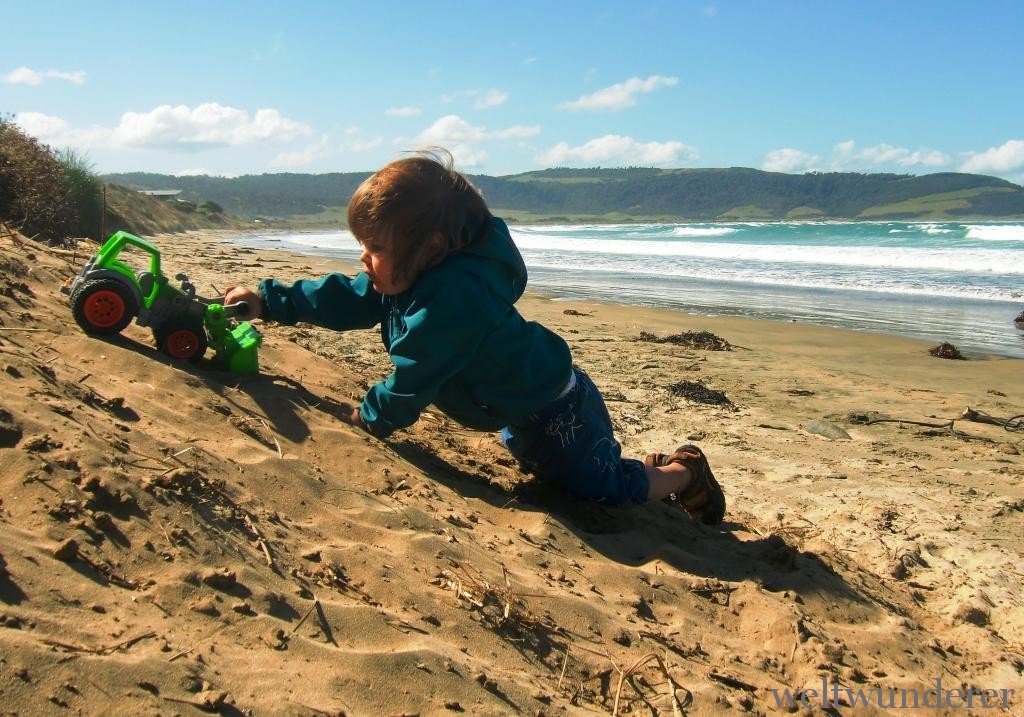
[666, 379, 733, 407]
[638, 330, 733, 351]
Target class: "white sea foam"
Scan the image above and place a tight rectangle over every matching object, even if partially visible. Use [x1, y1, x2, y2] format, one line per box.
[509, 233, 1024, 274]
[260, 231, 359, 250]
[670, 226, 739, 237]
[964, 225, 1024, 241]
[909, 223, 956, 235]
[525, 258, 1019, 301]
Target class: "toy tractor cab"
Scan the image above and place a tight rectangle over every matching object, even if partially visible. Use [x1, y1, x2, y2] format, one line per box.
[65, 231, 261, 373]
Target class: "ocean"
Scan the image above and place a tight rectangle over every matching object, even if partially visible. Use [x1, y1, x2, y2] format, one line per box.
[229, 221, 1024, 359]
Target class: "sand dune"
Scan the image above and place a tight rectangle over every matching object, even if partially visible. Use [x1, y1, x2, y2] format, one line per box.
[0, 227, 1021, 715]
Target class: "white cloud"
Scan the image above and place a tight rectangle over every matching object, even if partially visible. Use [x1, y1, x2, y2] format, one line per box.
[269, 136, 331, 169]
[408, 114, 540, 168]
[441, 88, 508, 109]
[2, 66, 86, 85]
[536, 135, 698, 167]
[3, 67, 42, 84]
[474, 89, 508, 110]
[14, 111, 108, 148]
[342, 137, 383, 152]
[960, 139, 1024, 174]
[385, 106, 422, 117]
[173, 168, 212, 176]
[46, 70, 86, 84]
[111, 103, 311, 148]
[763, 140, 951, 174]
[16, 103, 311, 154]
[837, 141, 948, 168]
[558, 75, 678, 111]
[762, 148, 821, 173]
[441, 90, 472, 104]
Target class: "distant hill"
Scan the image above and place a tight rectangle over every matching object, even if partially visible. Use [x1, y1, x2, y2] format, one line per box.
[103, 167, 1024, 223]
[101, 182, 251, 237]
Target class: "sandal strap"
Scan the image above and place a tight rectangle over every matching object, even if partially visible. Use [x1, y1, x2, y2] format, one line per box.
[667, 444, 726, 525]
[644, 451, 668, 469]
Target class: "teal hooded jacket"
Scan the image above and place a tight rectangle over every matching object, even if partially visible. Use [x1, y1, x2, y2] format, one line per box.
[259, 218, 573, 438]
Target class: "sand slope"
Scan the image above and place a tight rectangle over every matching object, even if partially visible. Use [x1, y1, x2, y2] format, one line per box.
[0, 228, 1021, 716]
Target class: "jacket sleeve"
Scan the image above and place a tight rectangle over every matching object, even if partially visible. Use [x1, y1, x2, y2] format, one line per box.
[359, 273, 494, 437]
[258, 272, 382, 330]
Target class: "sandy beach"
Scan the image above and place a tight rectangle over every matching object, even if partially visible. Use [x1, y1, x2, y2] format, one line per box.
[1, 227, 1021, 716]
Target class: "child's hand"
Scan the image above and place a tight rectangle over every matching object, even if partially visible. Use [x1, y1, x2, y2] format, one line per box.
[341, 406, 371, 433]
[223, 285, 263, 319]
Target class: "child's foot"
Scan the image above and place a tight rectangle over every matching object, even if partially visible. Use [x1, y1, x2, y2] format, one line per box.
[645, 444, 726, 525]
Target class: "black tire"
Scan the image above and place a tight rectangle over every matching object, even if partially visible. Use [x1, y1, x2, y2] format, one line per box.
[154, 320, 208, 362]
[70, 278, 138, 336]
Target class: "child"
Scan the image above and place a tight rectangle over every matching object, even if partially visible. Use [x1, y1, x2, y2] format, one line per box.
[225, 151, 726, 524]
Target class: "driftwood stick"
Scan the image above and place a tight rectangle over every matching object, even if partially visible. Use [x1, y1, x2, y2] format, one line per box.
[612, 652, 687, 717]
[167, 623, 229, 662]
[708, 670, 757, 692]
[292, 600, 319, 634]
[557, 647, 570, 689]
[242, 514, 275, 569]
[962, 407, 1024, 432]
[167, 646, 194, 662]
[865, 418, 954, 429]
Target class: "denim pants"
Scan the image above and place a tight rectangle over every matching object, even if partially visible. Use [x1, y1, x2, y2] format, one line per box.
[501, 367, 649, 504]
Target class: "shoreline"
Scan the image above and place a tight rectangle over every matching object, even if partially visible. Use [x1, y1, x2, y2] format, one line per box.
[220, 227, 1024, 360]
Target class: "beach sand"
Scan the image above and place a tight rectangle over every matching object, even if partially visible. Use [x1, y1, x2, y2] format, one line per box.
[1, 227, 1021, 715]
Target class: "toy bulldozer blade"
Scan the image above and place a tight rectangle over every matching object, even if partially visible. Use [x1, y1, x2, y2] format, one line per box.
[205, 303, 262, 374]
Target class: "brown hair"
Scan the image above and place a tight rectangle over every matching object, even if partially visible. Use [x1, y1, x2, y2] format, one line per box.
[347, 148, 492, 284]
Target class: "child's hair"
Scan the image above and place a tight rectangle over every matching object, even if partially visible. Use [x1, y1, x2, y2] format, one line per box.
[347, 148, 492, 283]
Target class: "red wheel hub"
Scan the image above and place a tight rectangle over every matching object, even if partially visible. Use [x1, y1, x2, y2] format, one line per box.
[165, 329, 200, 358]
[83, 290, 127, 328]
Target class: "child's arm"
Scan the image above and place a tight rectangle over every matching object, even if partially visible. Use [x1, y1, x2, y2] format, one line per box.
[256, 272, 383, 330]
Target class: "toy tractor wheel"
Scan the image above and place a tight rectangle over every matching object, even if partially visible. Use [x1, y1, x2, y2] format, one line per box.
[71, 278, 138, 335]
[154, 321, 208, 362]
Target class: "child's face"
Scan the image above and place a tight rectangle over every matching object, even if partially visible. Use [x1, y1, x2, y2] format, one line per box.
[359, 239, 410, 295]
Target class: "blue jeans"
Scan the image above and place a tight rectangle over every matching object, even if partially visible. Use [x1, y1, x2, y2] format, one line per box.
[501, 367, 649, 504]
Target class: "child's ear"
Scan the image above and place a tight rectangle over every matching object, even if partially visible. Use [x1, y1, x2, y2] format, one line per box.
[425, 231, 447, 264]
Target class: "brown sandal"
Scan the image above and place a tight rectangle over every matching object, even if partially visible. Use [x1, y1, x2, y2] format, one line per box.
[645, 444, 726, 525]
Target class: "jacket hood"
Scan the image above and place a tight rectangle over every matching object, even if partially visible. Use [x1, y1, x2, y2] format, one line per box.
[451, 216, 527, 304]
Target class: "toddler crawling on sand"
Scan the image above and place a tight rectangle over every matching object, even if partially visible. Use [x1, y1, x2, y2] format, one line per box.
[225, 150, 725, 524]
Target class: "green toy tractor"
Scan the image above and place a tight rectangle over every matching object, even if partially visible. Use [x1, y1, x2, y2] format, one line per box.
[65, 231, 261, 373]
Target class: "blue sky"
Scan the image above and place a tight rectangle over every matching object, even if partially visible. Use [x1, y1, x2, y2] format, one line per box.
[3, 1, 1023, 183]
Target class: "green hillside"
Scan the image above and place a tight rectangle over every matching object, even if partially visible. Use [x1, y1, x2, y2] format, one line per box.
[104, 167, 1024, 224]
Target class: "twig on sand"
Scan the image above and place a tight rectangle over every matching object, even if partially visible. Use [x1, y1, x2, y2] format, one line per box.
[292, 599, 319, 634]
[168, 623, 230, 662]
[962, 407, 1024, 432]
[258, 417, 284, 457]
[858, 414, 997, 442]
[611, 652, 689, 717]
[557, 647, 570, 689]
[690, 585, 738, 606]
[242, 514, 275, 569]
[708, 670, 758, 692]
[42, 631, 157, 656]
